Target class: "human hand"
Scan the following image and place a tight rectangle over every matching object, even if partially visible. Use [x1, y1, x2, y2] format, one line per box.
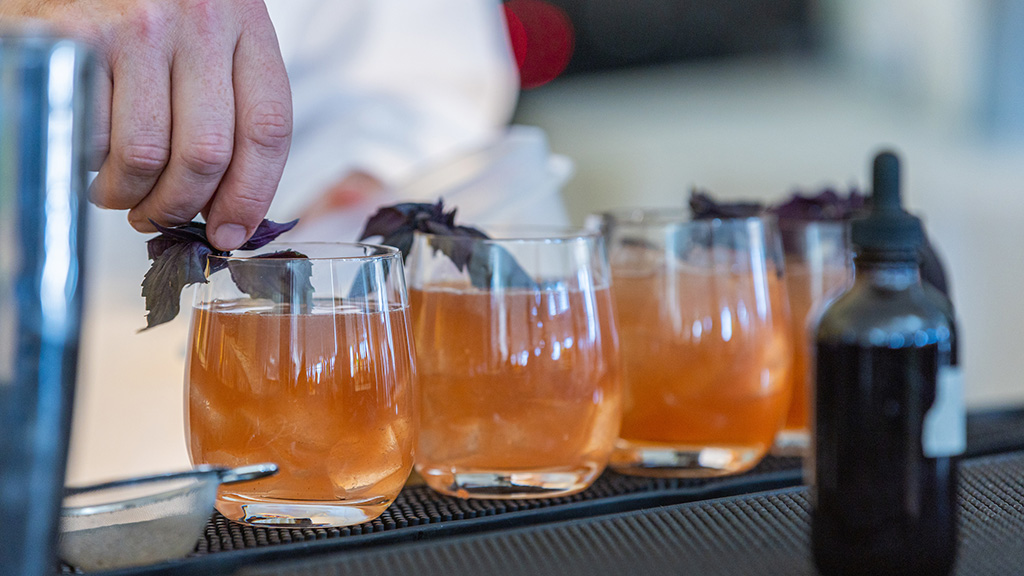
[0, 0, 292, 250]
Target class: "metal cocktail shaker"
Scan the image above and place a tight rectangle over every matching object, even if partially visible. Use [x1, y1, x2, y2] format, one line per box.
[0, 29, 93, 576]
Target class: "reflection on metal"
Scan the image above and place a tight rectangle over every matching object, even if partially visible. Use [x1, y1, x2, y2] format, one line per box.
[0, 30, 93, 576]
[41, 43, 79, 338]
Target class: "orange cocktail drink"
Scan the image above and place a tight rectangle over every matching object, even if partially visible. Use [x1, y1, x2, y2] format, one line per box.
[407, 230, 621, 498]
[185, 243, 416, 527]
[603, 212, 793, 477]
[775, 220, 850, 451]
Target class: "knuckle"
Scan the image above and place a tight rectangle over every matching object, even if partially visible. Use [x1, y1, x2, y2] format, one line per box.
[89, 184, 120, 210]
[119, 140, 171, 178]
[91, 128, 110, 152]
[212, 185, 271, 227]
[93, 192, 135, 211]
[133, 198, 200, 229]
[124, 1, 171, 46]
[237, 187, 271, 210]
[229, 186, 272, 216]
[159, 203, 202, 225]
[178, 132, 233, 177]
[183, 0, 217, 19]
[127, 214, 154, 232]
[232, 0, 271, 27]
[243, 100, 292, 153]
[88, 133, 110, 171]
[181, 0, 227, 38]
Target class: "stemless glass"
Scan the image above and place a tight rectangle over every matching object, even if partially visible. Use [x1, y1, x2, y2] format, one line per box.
[185, 243, 417, 527]
[407, 228, 621, 498]
[774, 220, 851, 453]
[602, 209, 793, 477]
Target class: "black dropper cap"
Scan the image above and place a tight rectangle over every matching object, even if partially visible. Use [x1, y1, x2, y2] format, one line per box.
[851, 150, 924, 261]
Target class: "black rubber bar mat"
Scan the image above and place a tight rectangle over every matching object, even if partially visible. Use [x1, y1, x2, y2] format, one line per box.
[244, 449, 1024, 576]
[61, 407, 1024, 575]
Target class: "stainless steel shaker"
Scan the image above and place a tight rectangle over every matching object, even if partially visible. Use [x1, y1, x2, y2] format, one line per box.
[0, 28, 93, 576]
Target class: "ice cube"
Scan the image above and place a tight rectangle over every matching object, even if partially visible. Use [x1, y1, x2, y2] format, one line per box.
[198, 450, 246, 468]
[326, 425, 403, 497]
[259, 412, 336, 470]
[419, 417, 482, 464]
[583, 399, 621, 455]
[187, 386, 253, 456]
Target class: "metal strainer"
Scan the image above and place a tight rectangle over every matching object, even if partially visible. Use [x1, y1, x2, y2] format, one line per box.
[59, 463, 277, 571]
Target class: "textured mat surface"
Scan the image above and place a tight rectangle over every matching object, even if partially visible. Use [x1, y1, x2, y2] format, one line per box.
[196, 454, 800, 553]
[244, 450, 1024, 576]
[62, 408, 1024, 575]
[73, 456, 801, 575]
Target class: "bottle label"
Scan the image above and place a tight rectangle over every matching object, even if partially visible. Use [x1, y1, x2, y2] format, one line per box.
[922, 366, 966, 457]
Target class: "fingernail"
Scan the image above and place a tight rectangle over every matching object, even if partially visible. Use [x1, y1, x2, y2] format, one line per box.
[213, 223, 248, 250]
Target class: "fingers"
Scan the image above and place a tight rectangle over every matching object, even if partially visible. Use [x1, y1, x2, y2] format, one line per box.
[87, 62, 113, 172]
[74, 0, 291, 249]
[89, 12, 172, 224]
[203, 5, 291, 251]
[127, 11, 236, 235]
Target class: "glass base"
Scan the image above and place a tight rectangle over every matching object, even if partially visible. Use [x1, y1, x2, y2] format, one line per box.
[418, 464, 602, 499]
[610, 439, 766, 478]
[215, 493, 392, 528]
[771, 428, 809, 457]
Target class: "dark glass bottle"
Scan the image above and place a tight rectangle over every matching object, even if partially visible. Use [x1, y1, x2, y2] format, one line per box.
[811, 152, 963, 576]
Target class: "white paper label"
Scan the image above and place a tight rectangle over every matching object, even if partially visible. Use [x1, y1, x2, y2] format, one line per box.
[922, 366, 966, 457]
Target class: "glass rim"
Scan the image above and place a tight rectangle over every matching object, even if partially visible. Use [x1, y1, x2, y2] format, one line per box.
[776, 218, 848, 230]
[413, 226, 601, 244]
[208, 241, 400, 263]
[61, 474, 215, 518]
[597, 208, 777, 228]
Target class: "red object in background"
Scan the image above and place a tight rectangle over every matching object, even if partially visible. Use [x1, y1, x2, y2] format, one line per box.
[503, 0, 575, 89]
[504, 6, 528, 71]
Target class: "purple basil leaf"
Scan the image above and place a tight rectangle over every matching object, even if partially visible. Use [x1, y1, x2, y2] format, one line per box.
[147, 235, 178, 261]
[453, 225, 488, 239]
[689, 190, 764, 220]
[451, 226, 489, 268]
[770, 189, 866, 221]
[141, 241, 214, 330]
[238, 218, 299, 251]
[147, 221, 210, 259]
[422, 219, 452, 235]
[467, 241, 537, 290]
[420, 200, 446, 224]
[208, 257, 229, 276]
[253, 249, 307, 259]
[360, 202, 441, 240]
[355, 198, 535, 290]
[143, 218, 298, 329]
[347, 257, 397, 299]
[227, 250, 313, 306]
[360, 207, 411, 240]
[427, 225, 487, 272]
[427, 235, 472, 271]
[441, 206, 458, 228]
[395, 201, 441, 218]
[381, 229, 416, 260]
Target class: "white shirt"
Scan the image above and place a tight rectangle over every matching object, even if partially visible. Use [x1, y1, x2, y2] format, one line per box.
[264, 0, 521, 221]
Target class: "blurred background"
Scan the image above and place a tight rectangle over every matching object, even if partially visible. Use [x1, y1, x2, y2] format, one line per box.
[70, 0, 1024, 483]
[511, 0, 1024, 410]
